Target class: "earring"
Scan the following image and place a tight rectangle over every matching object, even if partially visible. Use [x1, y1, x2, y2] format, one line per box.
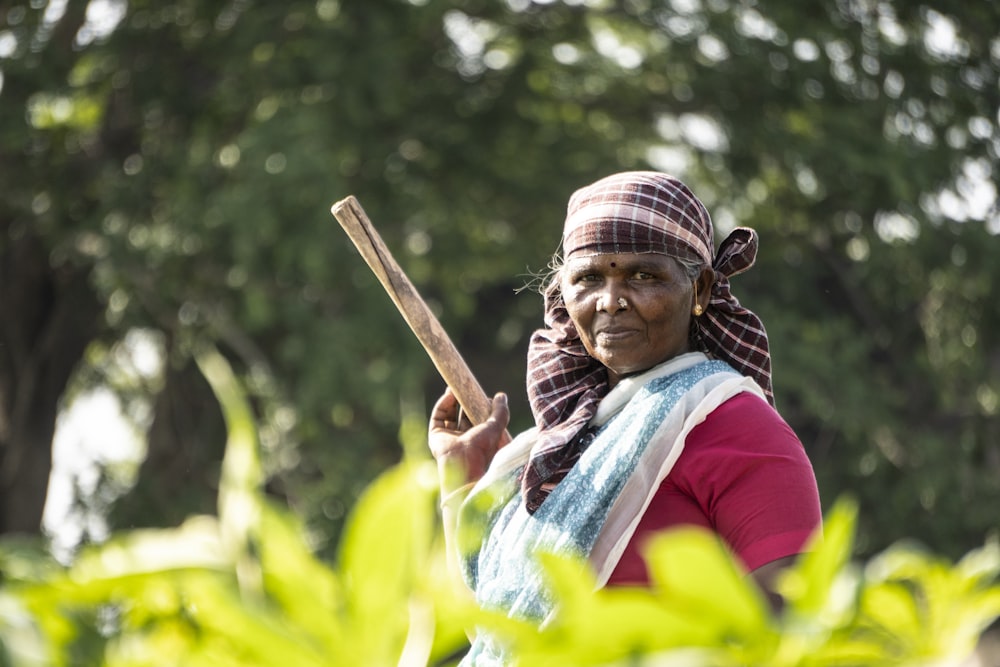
[693, 304, 704, 316]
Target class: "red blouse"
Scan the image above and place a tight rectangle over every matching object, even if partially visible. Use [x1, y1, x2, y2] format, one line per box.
[607, 391, 822, 585]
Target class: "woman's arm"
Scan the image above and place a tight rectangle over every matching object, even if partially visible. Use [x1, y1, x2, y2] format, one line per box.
[428, 388, 510, 577]
[750, 554, 798, 612]
[682, 393, 821, 610]
[609, 392, 821, 608]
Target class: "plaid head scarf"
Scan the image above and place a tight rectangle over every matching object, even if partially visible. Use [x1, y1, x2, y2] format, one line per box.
[521, 171, 773, 513]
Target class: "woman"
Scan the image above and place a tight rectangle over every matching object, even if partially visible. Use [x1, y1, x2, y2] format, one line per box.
[429, 171, 821, 664]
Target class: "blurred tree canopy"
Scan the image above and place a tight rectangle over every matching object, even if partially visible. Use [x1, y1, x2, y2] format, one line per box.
[0, 0, 997, 560]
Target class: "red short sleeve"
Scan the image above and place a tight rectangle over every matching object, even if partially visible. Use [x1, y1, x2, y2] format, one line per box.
[607, 392, 822, 586]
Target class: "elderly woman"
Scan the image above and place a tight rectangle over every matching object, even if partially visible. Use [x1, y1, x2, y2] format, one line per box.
[429, 172, 821, 664]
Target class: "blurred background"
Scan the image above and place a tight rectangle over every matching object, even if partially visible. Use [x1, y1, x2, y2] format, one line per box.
[0, 0, 997, 565]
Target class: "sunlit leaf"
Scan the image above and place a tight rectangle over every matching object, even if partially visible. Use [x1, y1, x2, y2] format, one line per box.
[0, 592, 49, 667]
[526, 551, 726, 665]
[644, 528, 772, 642]
[955, 539, 1000, 589]
[70, 516, 228, 581]
[255, 505, 346, 657]
[857, 581, 922, 649]
[414, 539, 481, 665]
[779, 498, 859, 622]
[195, 346, 264, 595]
[337, 460, 439, 664]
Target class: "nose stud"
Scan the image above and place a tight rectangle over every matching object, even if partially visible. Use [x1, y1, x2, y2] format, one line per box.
[597, 297, 630, 312]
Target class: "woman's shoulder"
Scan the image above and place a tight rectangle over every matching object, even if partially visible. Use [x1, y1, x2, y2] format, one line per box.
[709, 389, 784, 420]
[690, 390, 802, 454]
[670, 390, 811, 495]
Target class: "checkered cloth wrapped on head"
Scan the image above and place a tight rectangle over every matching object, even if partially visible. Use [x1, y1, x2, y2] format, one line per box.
[521, 171, 772, 513]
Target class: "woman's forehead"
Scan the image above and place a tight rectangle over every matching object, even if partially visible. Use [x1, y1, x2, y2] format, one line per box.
[564, 252, 677, 270]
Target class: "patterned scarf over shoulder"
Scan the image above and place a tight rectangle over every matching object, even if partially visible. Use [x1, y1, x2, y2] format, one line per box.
[521, 171, 773, 513]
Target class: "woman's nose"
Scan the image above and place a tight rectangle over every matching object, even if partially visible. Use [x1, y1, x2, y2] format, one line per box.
[596, 290, 629, 313]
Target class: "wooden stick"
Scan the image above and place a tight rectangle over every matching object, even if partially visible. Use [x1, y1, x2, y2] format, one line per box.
[330, 195, 494, 426]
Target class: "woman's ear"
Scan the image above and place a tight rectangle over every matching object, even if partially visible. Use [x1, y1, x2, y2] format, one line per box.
[694, 266, 715, 314]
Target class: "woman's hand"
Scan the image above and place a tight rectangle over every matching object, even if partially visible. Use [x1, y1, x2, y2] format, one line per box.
[429, 388, 511, 484]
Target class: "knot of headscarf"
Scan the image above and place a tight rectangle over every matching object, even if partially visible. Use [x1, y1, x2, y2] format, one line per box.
[521, 172, 773, 513]
[700, 226, 774, 405]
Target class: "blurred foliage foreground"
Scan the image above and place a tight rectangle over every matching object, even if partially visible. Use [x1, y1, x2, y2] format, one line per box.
[1, 349, 998, 667]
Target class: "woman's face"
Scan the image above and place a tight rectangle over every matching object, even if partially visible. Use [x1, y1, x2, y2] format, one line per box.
[561, 252, 699, 387]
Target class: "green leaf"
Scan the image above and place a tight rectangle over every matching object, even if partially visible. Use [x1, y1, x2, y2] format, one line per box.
[255, 505, 346, 658]
[0, 592, 50, 667]
[779, 498, 859, 623]
[644, 528, 772, 642]
[69, 516, 228, 582]
[533, 551, 726, 664]
[336, 460, 439, 664]
[195, 346, 264, 585]
[857, 581, 922, 650]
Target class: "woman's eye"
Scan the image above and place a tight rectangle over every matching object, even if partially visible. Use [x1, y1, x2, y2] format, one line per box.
[632, 271, 654, 280]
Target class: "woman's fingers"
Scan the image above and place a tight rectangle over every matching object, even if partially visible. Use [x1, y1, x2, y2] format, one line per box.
[489, 392, 508, 423]
[428, 391, 510, 481]
[430, 388, 462, 431]
[484, 393, 510, 441]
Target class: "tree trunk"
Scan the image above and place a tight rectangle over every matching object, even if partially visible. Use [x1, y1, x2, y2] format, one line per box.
[0, 231, 103, 535]
[108, 357, 226, 531]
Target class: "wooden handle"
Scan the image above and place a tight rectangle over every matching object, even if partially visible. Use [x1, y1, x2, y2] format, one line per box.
[330, 195, 494, 425]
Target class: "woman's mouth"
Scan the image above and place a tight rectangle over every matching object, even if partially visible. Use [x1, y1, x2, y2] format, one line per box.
[595, 328, 637, 343]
